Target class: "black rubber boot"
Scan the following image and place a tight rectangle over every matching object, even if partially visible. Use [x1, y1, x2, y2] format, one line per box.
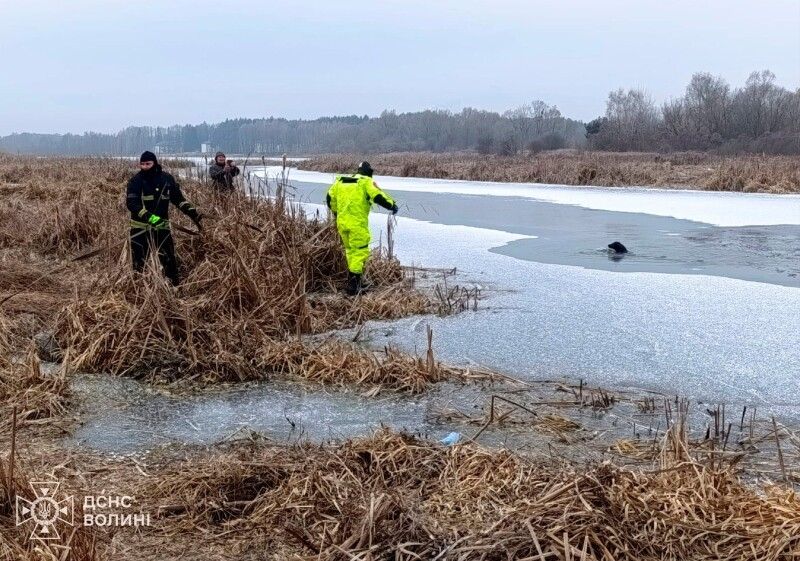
[346, 272, 361, 296]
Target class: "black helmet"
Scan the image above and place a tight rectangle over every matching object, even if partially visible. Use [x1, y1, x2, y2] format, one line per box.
[357, 161, 373, 177]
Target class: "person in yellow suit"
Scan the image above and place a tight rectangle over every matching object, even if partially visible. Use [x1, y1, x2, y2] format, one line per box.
[326, 161, 399, 295]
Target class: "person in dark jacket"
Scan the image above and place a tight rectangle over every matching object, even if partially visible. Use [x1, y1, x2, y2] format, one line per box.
[208, 151, 240, 192]
[126, 151, 202, 285]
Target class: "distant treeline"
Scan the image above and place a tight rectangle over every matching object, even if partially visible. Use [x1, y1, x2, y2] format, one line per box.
[1, 70, 797, 156]
[587, 71, 800, 154]
[0, 107, 586, 157]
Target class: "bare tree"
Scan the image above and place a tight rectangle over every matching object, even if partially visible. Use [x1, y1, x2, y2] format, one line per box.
[591, 88, 659, 150]
[684, 72, 730, 143]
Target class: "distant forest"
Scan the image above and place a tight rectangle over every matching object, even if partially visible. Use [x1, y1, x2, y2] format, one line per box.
[1, 70, 797, 156]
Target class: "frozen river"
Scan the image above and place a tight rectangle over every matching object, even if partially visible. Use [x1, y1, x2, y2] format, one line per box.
[275, 169, 800, 409]
[73, 170, 800, 453]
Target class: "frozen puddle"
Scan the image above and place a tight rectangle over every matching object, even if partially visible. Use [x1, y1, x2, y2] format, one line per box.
[73, 374, 625, 457]
[70, 373, 680, 458]
[71, 375, 449, 454]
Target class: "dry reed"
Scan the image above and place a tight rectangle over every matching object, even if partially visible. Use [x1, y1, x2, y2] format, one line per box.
[141, 424, 800, 560]
[0, 314, 70, 435]
[0, 155, 460, 391]
[299, 151, 800, 193]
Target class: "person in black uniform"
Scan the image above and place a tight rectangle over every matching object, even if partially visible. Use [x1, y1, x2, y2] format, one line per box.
[126, 151, 202, 285]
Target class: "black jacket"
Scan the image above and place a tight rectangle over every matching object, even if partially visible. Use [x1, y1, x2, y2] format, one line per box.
[209, 163, 240, 191]
[126, 166, 197, 228]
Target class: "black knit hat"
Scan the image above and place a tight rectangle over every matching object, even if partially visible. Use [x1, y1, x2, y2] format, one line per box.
[214, 151, 226, 159]
[357, 161, 373, 177]
[139, 151, 158, 164]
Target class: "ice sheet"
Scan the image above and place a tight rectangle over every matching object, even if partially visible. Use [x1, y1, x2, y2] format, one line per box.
[256, 167, 800, 227]
[274, 183, 800, 412]
[358, 216, 800, 412]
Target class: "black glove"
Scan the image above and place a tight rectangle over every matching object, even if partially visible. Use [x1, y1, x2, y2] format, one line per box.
[391, 203, 399, 215]
[186, 208, 203, 229]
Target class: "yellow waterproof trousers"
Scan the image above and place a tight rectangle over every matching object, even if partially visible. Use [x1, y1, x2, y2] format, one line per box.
[338, 225, 370, 274]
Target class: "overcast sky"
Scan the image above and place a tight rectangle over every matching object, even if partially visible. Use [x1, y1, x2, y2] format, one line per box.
[1, 0, 798, 135]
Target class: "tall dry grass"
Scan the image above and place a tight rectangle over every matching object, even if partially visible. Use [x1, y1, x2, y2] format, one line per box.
[0, 352, 69, 435]
[299, 151, 800, 193]
[0, 155, 458, 391]
[142, 424, 800, 560]
[50, 187, 436, 386]
[0, 156, 130, 255]
[0, 309, 70, 438]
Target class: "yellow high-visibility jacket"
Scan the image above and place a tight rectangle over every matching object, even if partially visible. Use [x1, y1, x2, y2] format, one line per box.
[326, 174, 396, 231]
[326, 174, 397, 274]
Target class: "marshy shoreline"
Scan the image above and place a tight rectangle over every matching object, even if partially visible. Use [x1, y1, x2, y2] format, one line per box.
[1, 155, 799, 560]
[297, 150, 800, 193]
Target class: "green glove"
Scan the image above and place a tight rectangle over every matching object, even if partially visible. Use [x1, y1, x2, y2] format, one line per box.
[148, 214, 163, 226]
